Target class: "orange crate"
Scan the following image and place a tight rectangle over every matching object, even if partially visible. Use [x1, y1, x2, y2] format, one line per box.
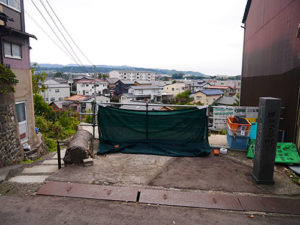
[227, 117, 251, 132]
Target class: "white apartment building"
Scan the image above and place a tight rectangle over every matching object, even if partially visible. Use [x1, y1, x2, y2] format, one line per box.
[109, 70, 156, 81]
[41, 79, 70, 104]
[76, 79, 108, 96]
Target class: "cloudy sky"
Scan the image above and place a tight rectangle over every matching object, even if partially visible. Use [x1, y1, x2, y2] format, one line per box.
[24, 0, 248, 75]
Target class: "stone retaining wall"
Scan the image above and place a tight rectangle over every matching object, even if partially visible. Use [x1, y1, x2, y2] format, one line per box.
[0, 93, 23, 167]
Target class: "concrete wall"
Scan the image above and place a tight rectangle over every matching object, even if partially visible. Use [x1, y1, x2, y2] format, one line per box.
[0, 93, 23, 167]
[12, 68, 37, 145]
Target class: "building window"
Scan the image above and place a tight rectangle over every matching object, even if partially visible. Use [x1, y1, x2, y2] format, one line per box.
[59, 97, 63, 101]
[0, 0, 21, 11]
[55, 89, 59, 93]
[15, 102, 26, 123]
[3, 41, 22, 59]
[45, 98, 48, 101]
[172, 88, 174, 91]
[50, 97, 55, 102]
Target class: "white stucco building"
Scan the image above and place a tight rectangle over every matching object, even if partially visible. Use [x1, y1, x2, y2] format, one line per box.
[121, 85, 163, 102]
[41, 79, 70, 104]
[109, 70, 157, 81]
[76, 79, 108, 96]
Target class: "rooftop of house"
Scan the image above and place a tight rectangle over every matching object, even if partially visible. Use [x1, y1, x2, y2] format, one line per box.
[118, 80, 136, 85]
[198, 89, 224, 96]
[49, 101, 64, 109]
[130, 85, 162, 90]
[76, 79, 107, 84]
[215, 96, 237, 105]
[206, 85, 232, 90]
[106, 78, 119, 84]
[65, 95, 89, 102]
[110, 70, 157, 74]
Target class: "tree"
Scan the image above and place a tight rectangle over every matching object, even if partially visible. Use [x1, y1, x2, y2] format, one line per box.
[172, 73, 184, 79]
[33, 94, 55, 120]
[31, 63, 48, 94]
[0, 64, 18, 94]
[161, 77, 169, 81]
[174, 90, 193, 105]
[98, 73, 109, 79]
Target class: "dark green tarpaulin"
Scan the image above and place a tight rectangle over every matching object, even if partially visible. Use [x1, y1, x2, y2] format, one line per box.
[97, 105, 210, 157]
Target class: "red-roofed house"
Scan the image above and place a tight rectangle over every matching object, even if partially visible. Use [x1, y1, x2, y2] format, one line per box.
[63, 95, 89, 112]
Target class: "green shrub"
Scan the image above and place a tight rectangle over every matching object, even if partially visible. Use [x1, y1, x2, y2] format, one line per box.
[44, 136, 57, 152]
[0, 64, 19, 94]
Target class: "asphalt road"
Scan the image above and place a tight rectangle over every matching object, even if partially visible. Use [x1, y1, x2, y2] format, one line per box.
[0, 195, 299, 225]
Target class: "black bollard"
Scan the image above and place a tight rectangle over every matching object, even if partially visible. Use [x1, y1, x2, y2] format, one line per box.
[252, 97, 281, 184]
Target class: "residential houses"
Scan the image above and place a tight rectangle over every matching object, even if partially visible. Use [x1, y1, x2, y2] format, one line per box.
[113, 80, 136, 96]
[127, 85, 163, 102]
[193, 90, 223, 105]
[185, 80, 208, 93]
[205, 85, 234, 97]
[109, 70, 157, 81]
[241, 0, 300, 145]
[163, 82, 187, 97]
[41, 78, 70, 104]
[76, 79, 108, 96]
[63, 94, 89, 112]
[0, 0, 37, 146]
[84, 96, 110, 112]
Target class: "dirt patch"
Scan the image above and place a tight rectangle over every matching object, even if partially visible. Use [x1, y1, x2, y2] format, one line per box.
[148, 154, 300, 195]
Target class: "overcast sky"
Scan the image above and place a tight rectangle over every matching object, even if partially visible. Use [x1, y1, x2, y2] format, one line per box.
[24, 0, 248, 76]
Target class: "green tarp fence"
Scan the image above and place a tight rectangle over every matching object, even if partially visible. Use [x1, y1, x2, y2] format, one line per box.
[97, 105, 211, 157]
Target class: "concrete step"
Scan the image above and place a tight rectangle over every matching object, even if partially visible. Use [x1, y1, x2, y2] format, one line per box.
[9, 175, 49, 183]
[21, 165, 58, 175]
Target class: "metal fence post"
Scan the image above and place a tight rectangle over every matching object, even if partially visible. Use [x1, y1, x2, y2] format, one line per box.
[146, 101, 149, 141]
[57, 141, 61, 169]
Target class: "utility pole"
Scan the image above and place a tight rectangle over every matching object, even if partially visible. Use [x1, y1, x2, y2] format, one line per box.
[93, 65, 96, 139]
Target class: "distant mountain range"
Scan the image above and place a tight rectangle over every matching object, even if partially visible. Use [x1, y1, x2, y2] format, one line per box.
[33, 63, 209, 77]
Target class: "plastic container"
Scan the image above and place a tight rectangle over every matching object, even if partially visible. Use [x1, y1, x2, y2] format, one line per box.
[246, 118, 257, 123]
[227, 117, 251, 132]
[227, 124, 250, 137]
[226, 128, 250, 151]
[250, 122, 257, 140]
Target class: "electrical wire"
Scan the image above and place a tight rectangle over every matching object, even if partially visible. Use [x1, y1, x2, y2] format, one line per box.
[45, 0, 94, 66]
[25, 11, 73, 61]
[30, 0, 82, 67]
[38, 0, 86, 68]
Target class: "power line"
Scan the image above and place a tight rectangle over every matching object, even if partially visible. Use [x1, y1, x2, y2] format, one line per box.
[25, 11, 73, 61]
[30, 0, 82, 67]
[45, 0, 94, 65]
[37, 0, 85, 67]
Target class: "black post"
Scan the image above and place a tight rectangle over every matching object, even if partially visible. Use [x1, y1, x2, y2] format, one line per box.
[57, 141, 61, 169]
[252, 97, 281, 184]
[146, 101, 149, 140]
